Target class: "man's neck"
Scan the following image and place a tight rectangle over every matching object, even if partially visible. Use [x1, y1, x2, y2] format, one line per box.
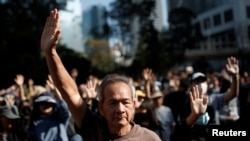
[109, 123, 133, 138]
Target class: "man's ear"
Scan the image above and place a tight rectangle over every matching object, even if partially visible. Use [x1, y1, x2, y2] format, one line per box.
[132, 101, 136, 117]
[98, 103, 104, 117]
[132, 101, 136, 110]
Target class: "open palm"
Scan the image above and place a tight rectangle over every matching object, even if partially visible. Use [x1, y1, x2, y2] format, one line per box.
[40, 9, 61, 53]
[189, 85, 208, 115]
[226, 56, 239, 75]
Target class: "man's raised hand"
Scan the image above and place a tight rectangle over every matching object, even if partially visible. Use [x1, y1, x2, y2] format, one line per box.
[41, 9, 61, 53]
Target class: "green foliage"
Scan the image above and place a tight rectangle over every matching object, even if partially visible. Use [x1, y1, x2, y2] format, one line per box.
[89, 50, 115, 73]
[85, 39, 115, 73]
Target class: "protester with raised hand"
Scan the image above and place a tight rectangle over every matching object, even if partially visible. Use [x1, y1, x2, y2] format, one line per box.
[84, 76, 99, 112]
[14, 74, 26, 101]
[142, 68, 155, 98]
[189, 56, 240, 125]
[40, 8, 208, 141]
[27, 74, 71, 141]
[47, 74, 83, 141]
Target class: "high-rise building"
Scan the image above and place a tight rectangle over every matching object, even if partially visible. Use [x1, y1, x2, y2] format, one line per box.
[153, 0, 168, 31]
[167, 0, 250, 70]
[82, 5, 107, 53]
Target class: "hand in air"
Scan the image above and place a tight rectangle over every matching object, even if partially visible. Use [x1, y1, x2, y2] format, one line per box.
[41, 9, 61, 53]
[189, 85, 208, 116]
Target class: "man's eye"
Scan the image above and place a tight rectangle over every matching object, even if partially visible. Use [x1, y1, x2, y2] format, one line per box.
[123, 101, 131, 105]
[109, 101, 116, 105]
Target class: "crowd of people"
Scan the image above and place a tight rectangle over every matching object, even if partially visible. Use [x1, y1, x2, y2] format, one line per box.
[0, 8, 249, 141]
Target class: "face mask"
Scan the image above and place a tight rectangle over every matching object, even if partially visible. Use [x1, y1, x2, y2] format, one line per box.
[195, 112, 210, 125]
[197, 82, 208, 95]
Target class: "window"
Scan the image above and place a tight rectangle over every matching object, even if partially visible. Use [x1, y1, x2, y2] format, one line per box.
[247, 6, 250, 18]
[213, 14, 221, 26]
[203, 18, 211, 29]
[224, 9, 233, 22]
[228, 29, 236, 48]
[248, 26, 250, 41]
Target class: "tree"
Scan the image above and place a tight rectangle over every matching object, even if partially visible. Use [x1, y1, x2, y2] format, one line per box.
[85, 39, 115, 73]
[132, 20, 160, 70]
[108, 0, 157, 75]
[168, 7, 203, 50]
[108, 0, 155, 54]
[108, 2, 204, 77]
[109, 0, 136, 45]
[0, 0, 67, 88]
[154, 7, 204, 70]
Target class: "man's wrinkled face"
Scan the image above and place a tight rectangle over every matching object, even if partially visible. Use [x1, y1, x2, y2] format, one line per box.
[98, 82, 135, 128]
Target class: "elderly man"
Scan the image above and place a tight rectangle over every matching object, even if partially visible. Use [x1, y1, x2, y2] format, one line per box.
[40, 8, 208, 141]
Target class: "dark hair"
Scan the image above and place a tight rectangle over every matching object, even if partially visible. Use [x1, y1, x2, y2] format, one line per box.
[0, 99, 6, 106]
[97, 74, 136, 103]
[134, 98, 162, 132]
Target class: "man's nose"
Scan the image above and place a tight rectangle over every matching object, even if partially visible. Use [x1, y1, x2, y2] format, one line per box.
[116, 102, 125, 113]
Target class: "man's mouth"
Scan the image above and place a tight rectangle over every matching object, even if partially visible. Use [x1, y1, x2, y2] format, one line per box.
[114, 115, 126, 120]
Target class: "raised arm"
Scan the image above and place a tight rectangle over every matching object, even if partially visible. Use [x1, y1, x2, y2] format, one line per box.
[14, 74, 26, 101]
[46, 74, 63, 100]
[224, 56, 239, 103]
[40, 8, 84, 128]
[84, 76, 98, 106]
[142, 68, 154, 98]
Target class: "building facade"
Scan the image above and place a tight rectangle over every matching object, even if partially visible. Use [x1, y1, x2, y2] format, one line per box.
[168, 0, 250, 71]
[82, 5, 108, 55]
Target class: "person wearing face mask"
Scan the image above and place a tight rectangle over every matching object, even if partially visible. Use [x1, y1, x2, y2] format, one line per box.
[190, 56, 239, 126]
[171, 56, 240, 141]
[195, 56, 240, 139]
[190, 72, 212, 126]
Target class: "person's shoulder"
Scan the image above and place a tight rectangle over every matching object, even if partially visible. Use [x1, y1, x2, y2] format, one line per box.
[134, 124, 161, 141]
[208, 93, 225, 101]
[161, 105, 172, 111]
[208, 93, 226, 108]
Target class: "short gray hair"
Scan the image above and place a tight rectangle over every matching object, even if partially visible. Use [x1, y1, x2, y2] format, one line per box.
[97, 74, 136, 103]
